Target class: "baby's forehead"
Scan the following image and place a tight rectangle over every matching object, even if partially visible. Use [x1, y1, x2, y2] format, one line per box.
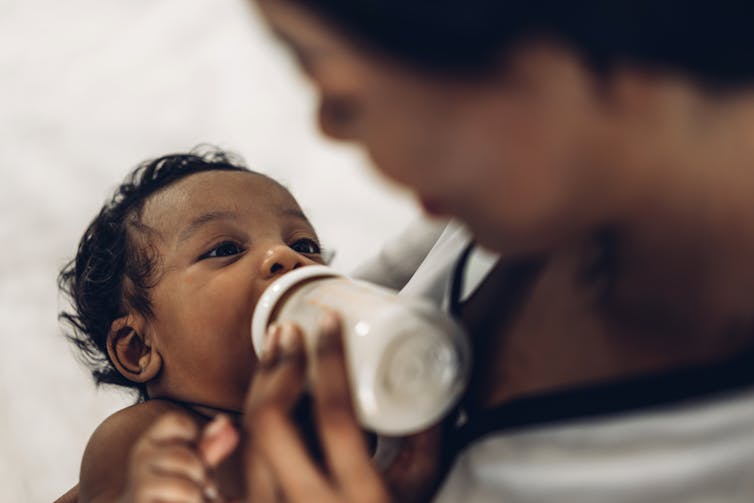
[139, 170, 302, 233]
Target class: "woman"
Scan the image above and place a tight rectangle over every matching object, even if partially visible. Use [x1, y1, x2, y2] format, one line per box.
[242, 2, 754, 501]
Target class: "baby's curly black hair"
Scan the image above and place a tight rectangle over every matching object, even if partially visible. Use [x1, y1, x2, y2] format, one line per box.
[58, 147, 255, 401]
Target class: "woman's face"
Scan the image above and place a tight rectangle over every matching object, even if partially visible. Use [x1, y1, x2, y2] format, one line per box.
[137, 170, 324, 409]
[255, 0, 618, 254]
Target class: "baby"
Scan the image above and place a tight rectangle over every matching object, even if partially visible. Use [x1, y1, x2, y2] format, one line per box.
[59, 148, 327, 502]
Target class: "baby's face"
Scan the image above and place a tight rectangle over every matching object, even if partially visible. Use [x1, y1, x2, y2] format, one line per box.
[138, 170, 324, 410]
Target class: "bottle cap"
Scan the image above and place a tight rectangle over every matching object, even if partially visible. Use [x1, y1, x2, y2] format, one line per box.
[251, 265, 341, 356]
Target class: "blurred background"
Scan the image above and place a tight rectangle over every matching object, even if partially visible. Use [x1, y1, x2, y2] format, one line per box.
[0, 1, 419, 500]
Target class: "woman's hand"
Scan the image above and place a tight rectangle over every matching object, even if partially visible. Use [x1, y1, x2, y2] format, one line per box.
[242, 315, 391, 503]
[121, 412, 239, 503]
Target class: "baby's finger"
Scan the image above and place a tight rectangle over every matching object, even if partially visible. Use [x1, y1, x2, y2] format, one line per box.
[312, 313, 388, 499]
[130, 415, 209, 491]
[144, 412, 201, 446]
[131, 471, 207, 503]
[144, 444, 210, 488]
[199, 414, 239, 468]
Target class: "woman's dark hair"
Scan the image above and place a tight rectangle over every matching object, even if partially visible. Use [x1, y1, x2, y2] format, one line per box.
[58, 147, 253, 401]
[296, 1, 754, 87]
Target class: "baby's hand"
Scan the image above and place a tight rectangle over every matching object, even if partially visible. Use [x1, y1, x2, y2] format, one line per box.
[122, 412, 238, 503]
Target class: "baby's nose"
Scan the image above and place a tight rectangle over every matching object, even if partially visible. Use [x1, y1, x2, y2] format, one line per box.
[260, 245, 312, 279]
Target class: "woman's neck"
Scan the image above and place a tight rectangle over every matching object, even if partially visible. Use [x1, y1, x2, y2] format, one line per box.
[480, 224, 754, 409]
[606, 101, 754, 353]
[481, 150, 754, 408]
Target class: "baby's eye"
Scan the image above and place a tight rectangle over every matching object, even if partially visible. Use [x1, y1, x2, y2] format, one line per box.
[200, 241, 245, 259]
[290, 238, 321, 255]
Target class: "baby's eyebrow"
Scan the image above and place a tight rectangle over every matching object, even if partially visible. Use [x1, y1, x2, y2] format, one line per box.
[177, 211, 240, 243]
[280, 207, 309, 222]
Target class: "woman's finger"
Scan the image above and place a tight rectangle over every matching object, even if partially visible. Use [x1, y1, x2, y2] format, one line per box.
[245, 323, 305, 412]
[144, 412, 201, 446]
[245, 449, 281, 503]
[243, 324, 286, 503]
[244, 322, 332, 501]
[310, 313, 389, 499]
[381, 426, 444, 503]
[248, 408, 333, 501]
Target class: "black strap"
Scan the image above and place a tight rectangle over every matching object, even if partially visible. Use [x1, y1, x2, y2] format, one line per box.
[439, 248, 546, 478]
[444, 247, 754, 457]
[449, 241, 476, 318]
[450, 341, 754, 454]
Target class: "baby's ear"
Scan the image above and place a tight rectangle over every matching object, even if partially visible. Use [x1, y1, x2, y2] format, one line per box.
[106, 314, 162, 384]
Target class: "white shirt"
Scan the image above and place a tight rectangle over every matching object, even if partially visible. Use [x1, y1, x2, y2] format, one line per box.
[434, 378, 754, 502]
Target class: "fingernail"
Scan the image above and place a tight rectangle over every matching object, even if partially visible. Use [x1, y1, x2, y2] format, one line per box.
[203, 483, 219, 501]
[319, 311, 339, 334]
[263, 324, 281, 355]
[279, 323, 301, 352]
[204, 414, 228, 438]
[316, 312, 340, 351]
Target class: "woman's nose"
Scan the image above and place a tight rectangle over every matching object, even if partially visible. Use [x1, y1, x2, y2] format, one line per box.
[260, 245, 314, 279]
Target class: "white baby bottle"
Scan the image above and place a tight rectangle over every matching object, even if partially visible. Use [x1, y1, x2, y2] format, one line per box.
[251, 265, 471, 435]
